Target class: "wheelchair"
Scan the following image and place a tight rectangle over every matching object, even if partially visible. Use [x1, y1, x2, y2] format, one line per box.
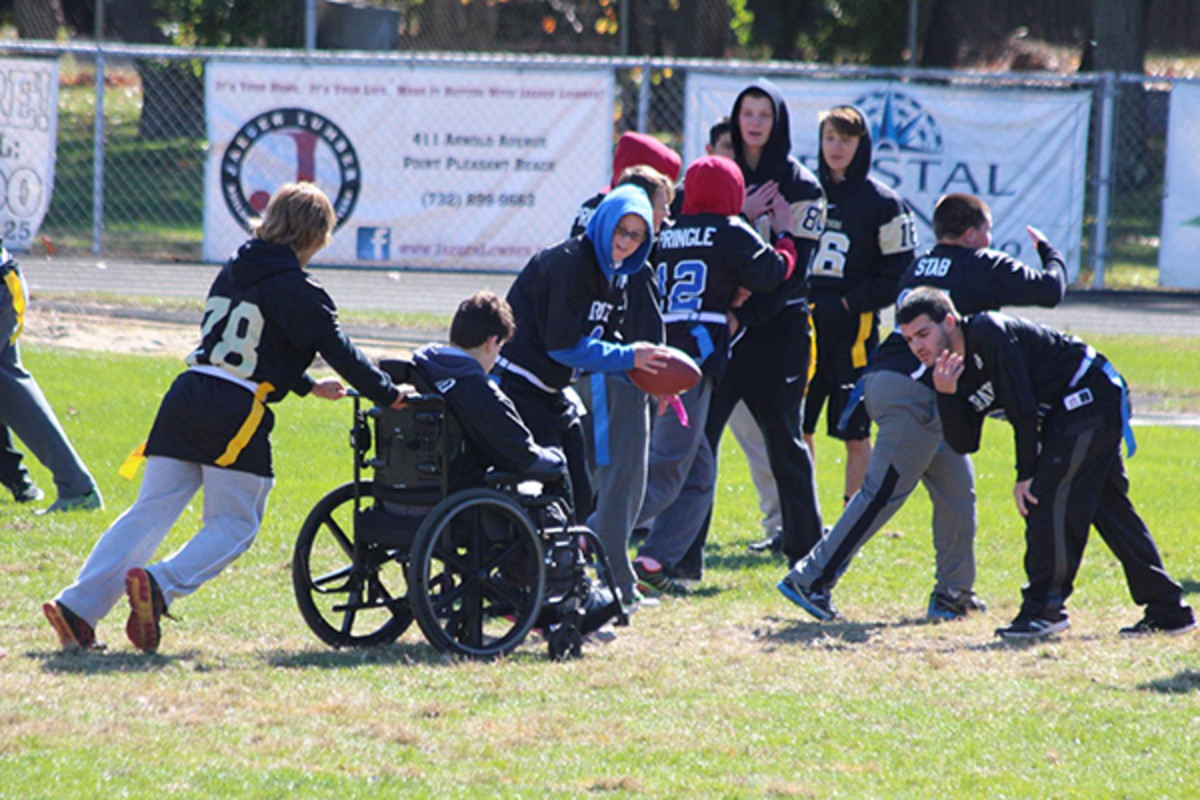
[291, 359, 628, 660]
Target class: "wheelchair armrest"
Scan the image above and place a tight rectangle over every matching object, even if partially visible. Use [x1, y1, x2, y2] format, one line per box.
[484, 463, 566, 488]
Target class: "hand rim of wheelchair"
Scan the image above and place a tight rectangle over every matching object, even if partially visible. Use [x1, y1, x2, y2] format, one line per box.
[292, 480, 415, 648]
[407, 487, 547, 660]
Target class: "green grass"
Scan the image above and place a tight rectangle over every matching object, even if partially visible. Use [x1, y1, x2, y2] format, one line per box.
[2, 344, 1199, 798]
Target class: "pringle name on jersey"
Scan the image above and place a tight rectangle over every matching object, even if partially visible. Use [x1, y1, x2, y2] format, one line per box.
[657, 225, 717, 250]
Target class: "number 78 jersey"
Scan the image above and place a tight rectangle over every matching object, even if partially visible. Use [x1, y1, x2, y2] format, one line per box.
[186, 240, 361, 403]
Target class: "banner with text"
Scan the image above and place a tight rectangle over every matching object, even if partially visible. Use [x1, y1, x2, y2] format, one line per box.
[205, 61, 612, 269]
[1158, 82, 1200, 288]
[685, 74, 1091, 279]
[0, 57, 57, 252]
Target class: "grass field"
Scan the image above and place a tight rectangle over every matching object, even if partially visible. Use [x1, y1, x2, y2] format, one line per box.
[1, 343, 1197, 799]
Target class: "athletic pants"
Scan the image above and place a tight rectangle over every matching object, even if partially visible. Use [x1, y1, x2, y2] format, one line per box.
[691, 316, 823, 567]
[578, 372, 649, 595]
[787, 370, 976, 594]
[728, 400, 781, 535]
[1021, 369, 1188, 623]
[499, 372, 594, 522]
[634, 376, 714, 571]
[57, 456, 272, 627]
[0, 339, 97, 501]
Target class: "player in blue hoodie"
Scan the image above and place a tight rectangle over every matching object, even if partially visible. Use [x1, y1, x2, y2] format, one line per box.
[496, 185, 672, 521]
[45, 183, 407, 653]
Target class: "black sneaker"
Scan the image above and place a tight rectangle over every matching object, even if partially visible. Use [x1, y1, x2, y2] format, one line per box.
[1119, 613, 1197, 637]
[927, 588, 988, 621]
[747, 531, 783, 554]
[995, 611, 1069, 640]
[777, 574, 838, 622]
[6, 476, 44, 503]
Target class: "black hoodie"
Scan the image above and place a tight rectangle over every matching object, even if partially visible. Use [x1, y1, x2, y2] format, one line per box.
[728, 79, 826, 335]
[810, 106, 917, 372]
[186, 239, 398, 407]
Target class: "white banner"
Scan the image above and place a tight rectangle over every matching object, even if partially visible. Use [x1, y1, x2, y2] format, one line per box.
[1159, 83, 1200, 288]
[0, 57, 57, 252]
[685, 74, 1092, 280]
[205, 62, 612, 270]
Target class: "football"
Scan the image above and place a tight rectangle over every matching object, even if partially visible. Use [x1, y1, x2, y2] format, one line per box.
[627, 346, 702, 395]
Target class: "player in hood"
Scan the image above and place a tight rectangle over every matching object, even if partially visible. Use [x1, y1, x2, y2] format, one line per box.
[497, 185, 671, 521]
[678, 79, 827, 579]
[802, 105, 916, 509]
[631, 155, 796, 594]
[569, 136, 680, 611]
[44, 183, 407, 653]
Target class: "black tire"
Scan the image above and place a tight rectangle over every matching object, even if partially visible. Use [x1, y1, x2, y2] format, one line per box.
[292, 481, 414, 648]
[408, 489, 545, 659]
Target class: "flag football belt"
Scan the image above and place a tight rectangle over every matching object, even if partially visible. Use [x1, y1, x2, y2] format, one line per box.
[494, 355, 557, 394]
[2, 261, 25, 344]
[118, 367, 274, 479]
[1062, 345, 1136, 458]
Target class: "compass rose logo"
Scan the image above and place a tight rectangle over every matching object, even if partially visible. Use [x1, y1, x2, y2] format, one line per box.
[853, 88, 944, 155]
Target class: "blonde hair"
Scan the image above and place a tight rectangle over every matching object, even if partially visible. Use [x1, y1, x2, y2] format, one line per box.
[252, 182, 336, 253]
[616, 164, 676, 206]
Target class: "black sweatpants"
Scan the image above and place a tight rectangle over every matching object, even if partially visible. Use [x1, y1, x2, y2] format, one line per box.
[683, 307, 823, 571]
[1021, 369, 1187, 623]
[499, 372, 594, 522]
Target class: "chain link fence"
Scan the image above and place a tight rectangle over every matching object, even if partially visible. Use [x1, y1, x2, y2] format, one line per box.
[0, 40, 1183, 287]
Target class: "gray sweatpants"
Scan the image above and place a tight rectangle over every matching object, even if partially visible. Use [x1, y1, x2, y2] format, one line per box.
[0, 341, 97, 501]
[57, 456, 273, 627]
[788, 370, 976, 594]
[579, 373, 650, 594]
[728, 399, 781, 534]
[636, 376, 714, 571]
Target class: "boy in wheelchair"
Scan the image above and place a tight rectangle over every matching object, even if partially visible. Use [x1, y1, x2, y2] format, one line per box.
[402, 291, 626, 653]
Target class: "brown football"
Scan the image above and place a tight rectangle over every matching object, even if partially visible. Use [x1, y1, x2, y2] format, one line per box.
[626, 346, 702, 395]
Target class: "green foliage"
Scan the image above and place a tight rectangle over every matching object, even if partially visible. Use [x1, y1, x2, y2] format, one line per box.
[151, 0, 277, 48]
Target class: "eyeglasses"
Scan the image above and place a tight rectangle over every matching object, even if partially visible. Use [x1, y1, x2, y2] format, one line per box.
[614, 224, 647, 245]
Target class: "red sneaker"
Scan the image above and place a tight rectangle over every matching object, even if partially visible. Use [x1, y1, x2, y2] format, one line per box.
[124, 567, 167, 653]
[43, 601, 98, 650]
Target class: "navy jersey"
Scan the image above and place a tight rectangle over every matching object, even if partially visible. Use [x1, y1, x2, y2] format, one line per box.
[656, 212, 788, 379]
[412, 344, 562, 490]
[935, 312, 1096, 480]
[870, 240, 1067, 378]
[811, 115, 916, 369]
[185, 240, 397, 405]
[571, 190, 665, 346]
[729, 79, 826, 334]
[146, 239, 398, 476]
[500, 237, 624, 392]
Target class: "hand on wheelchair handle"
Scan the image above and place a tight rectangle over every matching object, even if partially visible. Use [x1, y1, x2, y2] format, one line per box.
[311, 378, 347, 400]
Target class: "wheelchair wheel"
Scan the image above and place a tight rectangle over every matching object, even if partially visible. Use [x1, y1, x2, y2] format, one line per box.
[408, 489, 545, 659]
[292, 480, 414, 648]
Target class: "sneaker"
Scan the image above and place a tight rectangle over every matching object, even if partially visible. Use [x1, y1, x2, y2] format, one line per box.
[37, 489, 104, 514]
[6, 476, 44, 504]
[617, 585, 660, 614]
[747, 530, 783, 554]
[125, 567, 168, 653]
[995, 611, 1070, 640]
[777, 574, 838, 622]
[633, 559, 689, 597]
[43, 601, 97, 650]
[1119, 613, 1197, 637]
[927, 588, 989, 621]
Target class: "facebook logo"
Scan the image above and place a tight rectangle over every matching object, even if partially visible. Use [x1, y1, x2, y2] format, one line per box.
[356, 227, 391, 260]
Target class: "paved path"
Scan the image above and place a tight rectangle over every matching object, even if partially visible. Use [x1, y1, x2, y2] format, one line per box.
[22, 256, 1200, 338]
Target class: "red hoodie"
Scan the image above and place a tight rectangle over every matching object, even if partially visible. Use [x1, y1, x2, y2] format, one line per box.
[610, 132, 682, 187]
[681, 155, 745, 217]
